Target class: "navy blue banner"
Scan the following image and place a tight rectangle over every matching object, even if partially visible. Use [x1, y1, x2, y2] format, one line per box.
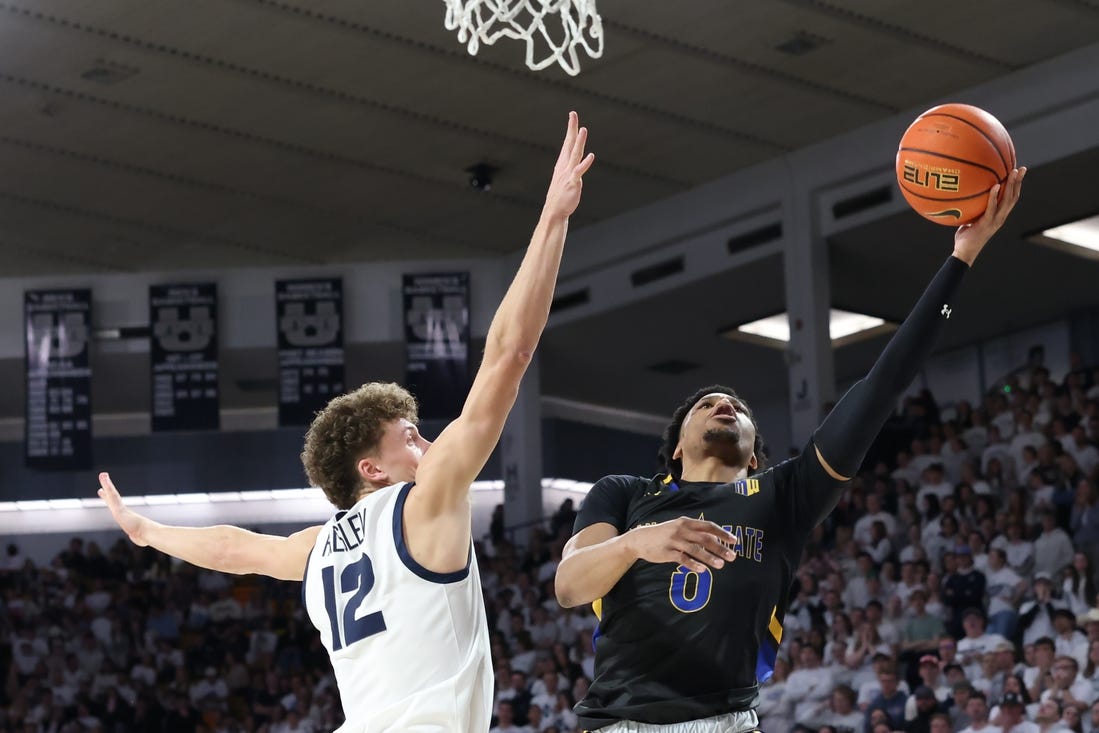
[24, 289, 93, 470]
[403, 273, 470, 421]
[150, 283, 219, 431]
[277, 278, 345, 426]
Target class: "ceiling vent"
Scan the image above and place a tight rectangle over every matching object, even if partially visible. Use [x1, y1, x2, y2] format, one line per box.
[728, 222, 782, 254]
[550, 288, 590, 314]
[776, 32, 831, 56]
[631, 257, 684, 287]
[81, 60, 140, 85]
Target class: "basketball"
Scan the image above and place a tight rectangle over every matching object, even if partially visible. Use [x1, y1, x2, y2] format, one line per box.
[896, 103, 1016, 225]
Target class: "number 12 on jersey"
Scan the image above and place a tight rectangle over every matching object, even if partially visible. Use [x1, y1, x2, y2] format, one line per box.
[320, 554, 387, 651]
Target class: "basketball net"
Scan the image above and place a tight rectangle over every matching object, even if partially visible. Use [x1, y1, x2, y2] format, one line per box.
[442, 0, 604, 76]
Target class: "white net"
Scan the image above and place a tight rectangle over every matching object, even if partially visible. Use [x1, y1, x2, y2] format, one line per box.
[443, 0, 604, 76]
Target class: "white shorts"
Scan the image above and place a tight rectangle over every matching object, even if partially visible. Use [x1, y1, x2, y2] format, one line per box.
[599, 710, 760, 733]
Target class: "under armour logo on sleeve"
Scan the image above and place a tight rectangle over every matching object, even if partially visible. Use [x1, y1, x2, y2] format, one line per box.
[941, 304, 952, 319]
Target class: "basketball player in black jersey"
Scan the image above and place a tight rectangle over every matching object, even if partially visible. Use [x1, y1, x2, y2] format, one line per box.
[555, 168, 1026, 732]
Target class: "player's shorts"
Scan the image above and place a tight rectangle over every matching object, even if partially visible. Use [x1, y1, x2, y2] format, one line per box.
[599, 710, 760, 733]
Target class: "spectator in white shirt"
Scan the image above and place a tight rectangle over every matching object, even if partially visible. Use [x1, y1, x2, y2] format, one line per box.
[1035, 512, 1077, 582]
[784, 645, 835, 726]
[1026, 637, 1059, 701]
[1033, 698, 1069, 733]
[957, 610, 1009, 681]
[960, 691, 1000, 733]
[993, 692, 1039, 733]
[823, 685, 865, 733]
[920, 464, 956, 506]
[1012, 412, 1048, 468]
[984, 425, 1016, 475]
[1018, 445, 1042, 487]
[867, 521, 894, 565]
[912, 439, 941, 475]
[1040, 656, 1095, 713]
[894, 452, 923, 491]
[757, 656, 793, 733]
[548, 691, 579, 733]
[1068, 426, 1099, 477]
[1064, 554, 1099, 616]
[189, 667, 228, 712]
[1053, 610, 1090, 669]
[530, 671, 561, 721]
[985, 548, 1028, 639]
[856, 494, 898, 549]
[491, 700, 532, 733]
[994, 522, 1037, 579]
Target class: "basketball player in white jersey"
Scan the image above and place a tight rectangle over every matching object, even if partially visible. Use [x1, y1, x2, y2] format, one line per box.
[96, 111, 595, 733]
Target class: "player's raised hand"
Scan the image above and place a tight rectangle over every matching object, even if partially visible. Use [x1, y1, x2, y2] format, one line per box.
[953, 166, 1026, 265]
[97, 472, 151, 546]
[625, 517, 739, 573]
[543, 111, 596, 221]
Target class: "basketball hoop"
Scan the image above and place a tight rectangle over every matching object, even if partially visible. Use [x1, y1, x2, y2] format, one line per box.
[442, 0, 604, 76]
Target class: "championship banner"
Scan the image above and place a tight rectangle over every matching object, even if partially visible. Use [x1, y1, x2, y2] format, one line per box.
[24, 289, 93, 470]
[150, 283, 219, 431]
[276, 278, 345, 426]
[403, 272, 470, 421]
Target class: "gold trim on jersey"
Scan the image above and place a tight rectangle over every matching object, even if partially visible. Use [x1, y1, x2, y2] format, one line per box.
[768, 605, 783, 644]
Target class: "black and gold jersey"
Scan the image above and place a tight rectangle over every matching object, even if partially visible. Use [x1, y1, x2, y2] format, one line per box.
[573, 444, 845, 729]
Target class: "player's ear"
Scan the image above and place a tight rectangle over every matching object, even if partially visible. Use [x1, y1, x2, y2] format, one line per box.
[748, 453, 758, 471]
[672, 441, 683, 462]
[357, 455, 388, 484]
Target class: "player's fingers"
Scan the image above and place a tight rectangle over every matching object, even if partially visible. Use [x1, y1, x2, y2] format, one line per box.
[675, 550, 709, 574]
[1002, 167, 1025, 214]
[573, 152, 595, 178]
[992, 172, 1019, 227]
[692, 530, 738, 562]
[570, 127, 588, 167]
[678, 536, 729, 569]
[684, 518, 739, 547]
[556, 111, 578, 168]
[978, 183, 1001, 226]
[98, 476, 118, 503]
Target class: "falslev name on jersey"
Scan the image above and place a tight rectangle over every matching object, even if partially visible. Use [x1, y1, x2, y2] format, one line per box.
[320, 506, 370, 557]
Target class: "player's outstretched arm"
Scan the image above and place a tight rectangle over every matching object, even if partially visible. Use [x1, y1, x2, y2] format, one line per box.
[813, 168, 1025, 482]
[98, 472, 320, 581]
[408, 114, 594, 527]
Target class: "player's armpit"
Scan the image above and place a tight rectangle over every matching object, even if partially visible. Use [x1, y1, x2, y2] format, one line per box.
[814, 444, 851, 482]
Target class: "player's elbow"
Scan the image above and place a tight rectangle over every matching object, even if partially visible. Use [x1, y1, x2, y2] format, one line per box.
[553, 565, 589, 608]
[554, 585, 582, 609]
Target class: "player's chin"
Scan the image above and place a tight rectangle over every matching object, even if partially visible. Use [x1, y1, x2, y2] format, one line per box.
[702, 426, 740, 443]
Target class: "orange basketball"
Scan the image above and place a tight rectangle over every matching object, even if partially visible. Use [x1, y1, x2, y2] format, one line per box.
[896, 103, 1016, 226]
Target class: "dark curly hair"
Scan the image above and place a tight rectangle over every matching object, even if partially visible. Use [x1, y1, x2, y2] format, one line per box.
[301, 382, 419, 509]
[657, 384, 767, 479]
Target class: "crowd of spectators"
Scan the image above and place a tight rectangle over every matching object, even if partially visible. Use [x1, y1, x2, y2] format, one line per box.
[2, 355, 1099, 733]
[758, 358, 1099, 733]
[0, 498, 588, 733]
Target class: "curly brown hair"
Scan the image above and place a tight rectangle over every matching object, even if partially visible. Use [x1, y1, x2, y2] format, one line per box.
[301, 382, 419, 509]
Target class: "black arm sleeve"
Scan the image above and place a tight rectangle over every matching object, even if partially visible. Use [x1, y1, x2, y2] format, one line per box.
[813, 255, 969, 477]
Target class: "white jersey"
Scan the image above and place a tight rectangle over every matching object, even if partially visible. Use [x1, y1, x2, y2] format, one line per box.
[303, 482, 492, 732]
